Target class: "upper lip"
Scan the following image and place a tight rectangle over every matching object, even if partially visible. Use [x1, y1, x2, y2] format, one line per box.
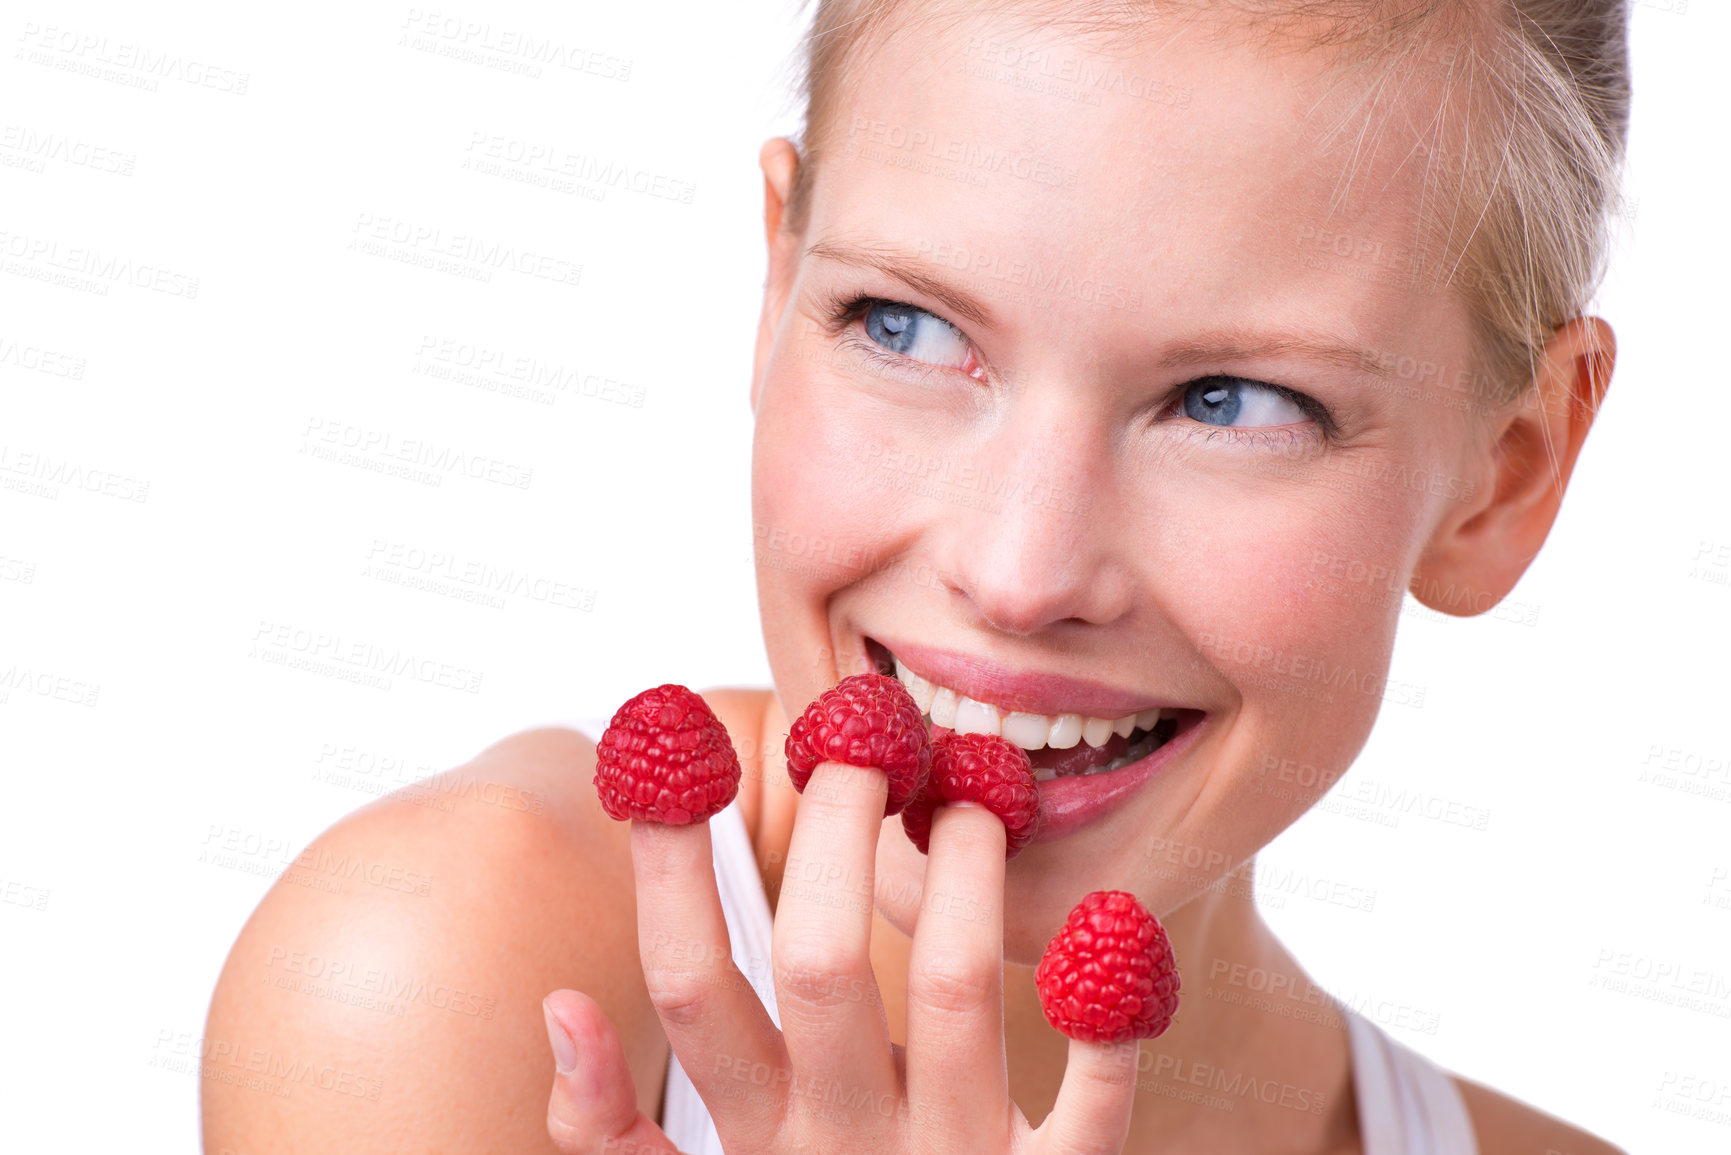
[869, 636, 1187, 719]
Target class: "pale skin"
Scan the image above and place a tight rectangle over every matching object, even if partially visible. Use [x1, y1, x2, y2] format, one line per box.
[204, 13, 1627, 1155]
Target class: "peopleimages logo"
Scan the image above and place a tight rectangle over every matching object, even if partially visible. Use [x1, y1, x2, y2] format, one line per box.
[301, 418, 533, 490]
[912, 238, 1143, 311]
[398, 9, 633, 81]
[413, 336, 645, 408]
[845, 117, 1080, 189]
[15, 22, 251, 94]
[0, 228, 199, 297]
[249, 620, 485, 695]
[348, 213, 582, 288]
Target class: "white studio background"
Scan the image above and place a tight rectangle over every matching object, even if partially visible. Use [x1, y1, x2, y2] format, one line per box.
[0, 1, 1724, 1151]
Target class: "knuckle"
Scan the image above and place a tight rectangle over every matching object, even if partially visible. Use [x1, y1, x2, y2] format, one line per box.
[642, 968, 713, 1028]
[908, 950, 997, 1015]
[773, 935, 848, 982]
[773, 943, 873, 1009]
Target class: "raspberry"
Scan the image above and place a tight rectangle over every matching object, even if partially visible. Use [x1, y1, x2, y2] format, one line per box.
[900, 732, 1041, 858]
[783, 673, 932, 816]
[592, 684, 742, 824]
[1035, 890, 1180, 1043]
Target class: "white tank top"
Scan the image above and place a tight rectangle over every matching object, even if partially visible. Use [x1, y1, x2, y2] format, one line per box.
[561, 715, 1479, 1155]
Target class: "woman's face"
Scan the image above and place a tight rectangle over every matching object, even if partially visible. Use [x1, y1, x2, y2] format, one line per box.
[750, 14, 1491, 959]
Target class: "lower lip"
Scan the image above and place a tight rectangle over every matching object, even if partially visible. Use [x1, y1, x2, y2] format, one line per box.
[1025, 713, 1206, 842]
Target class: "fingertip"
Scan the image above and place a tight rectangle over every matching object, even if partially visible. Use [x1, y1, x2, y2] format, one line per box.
[543, 992, 683, 1154]
[630, 817, 716, 885]
[543, 989, 637, 1124]
[543, 988, 613, 1051]
[543, 997, 579, 1075]
[929, 802, 1007, 860]
[807, 758, 889, 806]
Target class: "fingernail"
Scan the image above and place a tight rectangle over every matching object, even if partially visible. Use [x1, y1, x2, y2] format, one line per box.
[543, 1000, 579, 1075]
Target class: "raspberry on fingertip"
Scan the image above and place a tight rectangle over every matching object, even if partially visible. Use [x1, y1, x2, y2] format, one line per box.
[592, 684, 742, 824]
[1036, 890, 1181, 1043]
[783, 672, 933, 815]
[901, 731, 1041, 858]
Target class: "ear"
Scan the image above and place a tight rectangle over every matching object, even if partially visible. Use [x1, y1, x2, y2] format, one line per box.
[1410, 316, 1615, 615]
[751, 137, 803, 415]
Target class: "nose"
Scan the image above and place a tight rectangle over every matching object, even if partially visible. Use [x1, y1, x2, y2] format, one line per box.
[931, 408, 1136, 635]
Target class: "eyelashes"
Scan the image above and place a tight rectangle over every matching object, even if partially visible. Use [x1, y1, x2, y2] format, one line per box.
[811, 290, 1339, 443]
[814, 291, 973, 384]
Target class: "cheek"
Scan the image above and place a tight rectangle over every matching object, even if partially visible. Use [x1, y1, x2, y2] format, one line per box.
[1211, 528, 1396, 686]
[751, 352, 902, 693]
[752, 343, 902, 560]
[1155, 473, 1426, 810]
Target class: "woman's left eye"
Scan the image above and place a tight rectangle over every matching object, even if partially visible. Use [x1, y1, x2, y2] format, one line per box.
[1181, 376, 1312, 428]
[861, 300, 979, 375]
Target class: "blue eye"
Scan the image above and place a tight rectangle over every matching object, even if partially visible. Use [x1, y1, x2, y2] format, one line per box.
[1182, 376, 1310, 428]
[862, 301, 977, 374]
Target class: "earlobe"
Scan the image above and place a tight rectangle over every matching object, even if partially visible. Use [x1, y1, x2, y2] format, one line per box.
[1409, 317, 1615, 616]
[752, 138, 803, 415]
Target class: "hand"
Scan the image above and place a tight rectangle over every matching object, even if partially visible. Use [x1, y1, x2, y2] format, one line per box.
[542, 760, 1141, 1153]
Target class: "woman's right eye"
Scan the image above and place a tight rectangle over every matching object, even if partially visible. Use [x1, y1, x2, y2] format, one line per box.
[860, 300, 980, 376]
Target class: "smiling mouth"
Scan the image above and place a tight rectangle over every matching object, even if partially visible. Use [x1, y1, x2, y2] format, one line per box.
[863, 637, 1198, 782]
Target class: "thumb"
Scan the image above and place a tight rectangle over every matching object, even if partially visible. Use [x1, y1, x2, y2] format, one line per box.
[544, 989, 685, 1155]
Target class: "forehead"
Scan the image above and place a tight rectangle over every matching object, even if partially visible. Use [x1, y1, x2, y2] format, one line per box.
[806, 13, 1468, 365]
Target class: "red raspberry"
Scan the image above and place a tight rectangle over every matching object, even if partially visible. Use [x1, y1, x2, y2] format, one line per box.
[593, 684, 742, 824]
[1035, 890, 1180, 1043]
[783, 673, 932, 816]
[900, 732, 1041, 858]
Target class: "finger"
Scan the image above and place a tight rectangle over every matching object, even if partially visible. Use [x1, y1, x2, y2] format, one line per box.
[904, 803, 1010, 1126]
[630, 821, 787, 1145]
[1037, 1037, 1140, 1155]
[543, 989, 684, 1154]
[771, 760, 898, 1100]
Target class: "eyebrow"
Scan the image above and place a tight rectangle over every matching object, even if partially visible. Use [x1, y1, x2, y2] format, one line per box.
[1154, 331, 1387, 377]
[806, 238, 1386, 377]
[805, 239, 994, 329]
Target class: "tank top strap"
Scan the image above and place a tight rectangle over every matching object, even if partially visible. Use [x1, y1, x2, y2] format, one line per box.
[1342, 1003, 1480, 1154]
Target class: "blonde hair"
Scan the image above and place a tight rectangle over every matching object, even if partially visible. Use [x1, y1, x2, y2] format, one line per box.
[781, 0, 1630, 407]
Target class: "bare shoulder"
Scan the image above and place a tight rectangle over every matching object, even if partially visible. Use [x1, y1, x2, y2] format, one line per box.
[1454, 1074, 1628, 1155]
[201, 723, 657, 1153]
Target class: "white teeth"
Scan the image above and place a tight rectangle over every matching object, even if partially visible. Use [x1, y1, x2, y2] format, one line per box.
[887, 649, 1176, 753]
[1001, 711, 1052, 749]
[1031, 727, 1168, 783]
[928, 685, 959, 727]
[952, 696, 1002, 737]
[1081, 716, 1115, 748]
[894, 658, 935, 713]
[1047, 714, 1083, 749]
